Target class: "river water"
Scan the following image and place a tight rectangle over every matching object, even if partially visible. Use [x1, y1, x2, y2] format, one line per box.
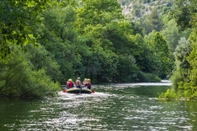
[1, 81, 197, 131]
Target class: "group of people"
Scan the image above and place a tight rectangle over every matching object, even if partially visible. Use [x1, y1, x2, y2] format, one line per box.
[66, 77, 92, 89]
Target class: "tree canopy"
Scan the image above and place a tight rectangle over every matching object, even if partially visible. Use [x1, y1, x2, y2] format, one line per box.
[0, 0, 187, 98]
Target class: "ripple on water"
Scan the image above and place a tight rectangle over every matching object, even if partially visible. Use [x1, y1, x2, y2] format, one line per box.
[4, 82, 197, 131]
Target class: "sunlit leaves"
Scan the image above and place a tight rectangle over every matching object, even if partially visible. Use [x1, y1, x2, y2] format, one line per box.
[76, 0, 123, 32]
[184, 18, 197, 97]
[0, 0, 52, 60]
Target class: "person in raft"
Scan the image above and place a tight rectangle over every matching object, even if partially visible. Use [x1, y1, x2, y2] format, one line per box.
[86, 79, 92, 89]
[83, 78, 87, 85]
[75, 77, 81, 88]
[66, 79, 75, 89]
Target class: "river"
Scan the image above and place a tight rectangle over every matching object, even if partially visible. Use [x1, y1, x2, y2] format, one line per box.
[1, 81, 197, 131]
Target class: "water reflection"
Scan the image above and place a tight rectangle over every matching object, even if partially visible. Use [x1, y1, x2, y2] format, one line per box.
[1, 82, 197, 130]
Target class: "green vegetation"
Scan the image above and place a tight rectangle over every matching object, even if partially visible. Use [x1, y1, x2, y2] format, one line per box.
[0, 0, 196, 99]
[0, 45, 59, 98]
[158, 0, 197, 100]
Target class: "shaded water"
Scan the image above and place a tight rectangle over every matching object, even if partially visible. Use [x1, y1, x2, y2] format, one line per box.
[1, 81, 197, 131]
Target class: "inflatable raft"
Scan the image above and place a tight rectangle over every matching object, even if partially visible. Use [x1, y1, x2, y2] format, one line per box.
[63, 87, 94, 94]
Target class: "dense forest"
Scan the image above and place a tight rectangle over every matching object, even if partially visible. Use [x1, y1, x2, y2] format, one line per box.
[0, 0, 196, 99]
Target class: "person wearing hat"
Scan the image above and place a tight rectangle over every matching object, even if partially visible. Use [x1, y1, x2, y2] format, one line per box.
[75, 77, 81, 88]
[66, 79, 75, 89]
[86, 79, 92, 89]
[83, 78, 88, 85]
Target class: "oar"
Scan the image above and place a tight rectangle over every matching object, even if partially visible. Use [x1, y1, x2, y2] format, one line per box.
[79, 86, 82, 94]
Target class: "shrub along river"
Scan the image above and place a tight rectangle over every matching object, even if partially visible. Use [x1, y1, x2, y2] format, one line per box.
[1, 81, 197, 131]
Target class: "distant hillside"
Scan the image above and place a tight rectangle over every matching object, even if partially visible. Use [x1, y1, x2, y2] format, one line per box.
[118, 0, 173, 21]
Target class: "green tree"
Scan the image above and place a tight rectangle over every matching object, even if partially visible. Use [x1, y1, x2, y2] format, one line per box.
[35, 4, 81, 83]
[159, 37, 192, 100]
[143, 7, 164, 34]
[76, 0, 124, 82]
[161, 17, 180, 51]
[0, 46, 59, 98]
[104, 21, 145, 82]
[135, 34, 158, 74]
[159, 1, 197, 100]
[79, 24, 119, 83]
[172, 0, 197, 30]
[170, 37, 191, 90]
[161, 15, 191, 52]
[116, 54, 139, 82]
[0, 0, 53, 59]
[76, 0, 123, 33]
[25, 44, 62, 82]
[76, 0, 164, 82]
[182, 16, 197, 99]
[152, 32, 173, 78]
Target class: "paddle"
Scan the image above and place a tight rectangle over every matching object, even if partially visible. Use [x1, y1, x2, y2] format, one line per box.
[79, 86, 82, 94]
[63, 89, 66, 92]
[91, 89, 95, 93]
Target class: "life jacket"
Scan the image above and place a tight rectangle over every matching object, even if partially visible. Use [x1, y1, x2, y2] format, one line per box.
[69, 82, 74, 88]
[86, 82, 91, 89]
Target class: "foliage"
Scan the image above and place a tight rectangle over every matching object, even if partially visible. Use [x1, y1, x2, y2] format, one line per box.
[35, 4, 81, 83]
[174, 38, 191, 69]
[145, 32, 173, 79]
[159, 14, 196, 100]
[76, 0, 123, 30]
[182, 15, 197, 100]
[134, 34, 157, 73]
[0, 0, 54, 59]
[1, 0, 186, 98]
[136, 71, 160, 82]
[159, 37, 192, 100]
[171, 0, 197, 30]
[0, 46, 59, 98]
[116, 54, 139, 82]
[78, 24, 119, 83]
[158, 89, 177, 101]
[25, 44, 62, 82]
[143, 7, 164, 34]
[161, 17, 180, 52]
[76, 0, 130, 82]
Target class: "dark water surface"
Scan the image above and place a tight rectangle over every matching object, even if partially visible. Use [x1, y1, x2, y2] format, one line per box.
[1, 82, 197, 131]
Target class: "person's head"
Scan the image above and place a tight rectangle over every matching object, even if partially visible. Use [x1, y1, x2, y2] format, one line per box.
[68, 79, 72, 82]
[77, 77, 80, 80]
[87, 79, 91, 82]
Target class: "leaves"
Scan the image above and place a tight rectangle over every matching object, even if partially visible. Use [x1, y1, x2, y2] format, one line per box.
[0, 0, 51, 59]
[1, 0, 184, 98]
[0, 45, 59, 98]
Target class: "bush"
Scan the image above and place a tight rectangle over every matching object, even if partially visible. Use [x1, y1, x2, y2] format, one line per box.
[136, 71, 161, 82]
[158, 89, 177, 101]
[0, 46, 59, 98]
